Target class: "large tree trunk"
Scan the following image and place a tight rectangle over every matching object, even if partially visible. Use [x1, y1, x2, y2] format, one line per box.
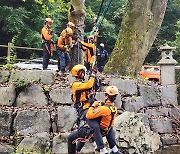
[104, 0, 168, 76]
[69, 0, 86, 69]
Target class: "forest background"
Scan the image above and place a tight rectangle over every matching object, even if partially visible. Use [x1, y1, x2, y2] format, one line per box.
[0, 0, 179, 68]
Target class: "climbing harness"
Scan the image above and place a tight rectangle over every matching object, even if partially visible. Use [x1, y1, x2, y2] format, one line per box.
[72, 120, 94, 144]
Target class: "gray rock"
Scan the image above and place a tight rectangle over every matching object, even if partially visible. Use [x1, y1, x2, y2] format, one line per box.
[0, 71, 10, 83]
[16, 85, 48, 107]
[145, 107, 169, 118]
[67, 74, 75, 84]
[40, 71, 55, 85]
[149, 117, 173, 134]
[0, 85, 16, 106]
[114, 111, 160, 154]
[17, 132, 50, 153]
[13, 109, 51, 135]
[160, 85, 178, 105]
[109, 78, 138, 95]
[50, 88, 72, 105]
[137, 113, 150, 127]
[0, 109, 13, 136]
[168, 106, 180, 120]
[139, 84, 161, 107]
[52, 133, 96, 154]
[160, 134, 179, 145]
[0, 142, 14, 153]
[52, 133, 68, 154]
[9, 70, 55, 85]
[57, 107, 77, 132]
[96, 92, 122, 109]
[123, 96, 144, 112]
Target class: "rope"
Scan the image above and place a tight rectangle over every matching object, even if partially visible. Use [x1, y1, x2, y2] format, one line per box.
[96, 0, 113, 29]
[97, 0, 106, 22]
[83, 0, 113, 37]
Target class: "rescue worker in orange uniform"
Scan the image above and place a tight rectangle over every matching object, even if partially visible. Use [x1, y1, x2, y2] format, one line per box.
[68, 85, 122, 154]
[79, 35, 96, 71]
[86, 86, 122, 154]
[41, 18, 54, 70]
[57, 22, 75, 73]
[71, 64, 96, 119]
[68, 64, 96, 154]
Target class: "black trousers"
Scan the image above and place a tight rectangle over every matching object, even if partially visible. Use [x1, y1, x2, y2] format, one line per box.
[42, 43, 51, 70]
[87, 120, 117, 150]
[97, 61, 106, 72]
[68, 119, 117, 154]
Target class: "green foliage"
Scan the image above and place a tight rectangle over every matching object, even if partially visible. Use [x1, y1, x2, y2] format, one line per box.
[2, 36, 17, 70]
[13, 79, 31, 94]
[84, 0, 127, 52]
[30, 53, 39, 60]
[175, 20, 180, 50]
[145, 0, 180, 64]
[0, 0, 179, 66]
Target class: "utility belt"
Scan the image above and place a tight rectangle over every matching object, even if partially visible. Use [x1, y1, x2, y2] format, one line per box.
[74, 100, 88, 112]
[72, 124, 94, 144]
[74, 97, 95, 111]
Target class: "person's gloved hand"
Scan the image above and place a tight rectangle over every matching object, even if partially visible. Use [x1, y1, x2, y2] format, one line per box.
[48, 30, 53, 35]
[70, 44, 73, 48]
[64, 45, 68, 49]
[90, 73, 96, 78]
[91, 101, 103, 107]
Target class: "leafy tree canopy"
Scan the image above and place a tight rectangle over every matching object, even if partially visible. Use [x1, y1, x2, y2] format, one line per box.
[0, 0, 179, 64]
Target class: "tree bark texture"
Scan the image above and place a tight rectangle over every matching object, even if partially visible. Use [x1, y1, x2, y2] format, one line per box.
[104, 0, 168, 76]
[69, 0, 86, 69]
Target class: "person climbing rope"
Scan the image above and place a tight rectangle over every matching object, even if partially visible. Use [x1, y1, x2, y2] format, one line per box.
[71, 64, 96, 120]
[68, 64, 96, 154]
[41, 18, 54, 70]
[57, 22, 75, 73]
[68, 85, 123, 154]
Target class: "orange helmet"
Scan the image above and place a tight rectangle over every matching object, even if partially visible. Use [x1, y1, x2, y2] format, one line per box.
[66, 27, 73, 35]
[105, 86, 119, 96]
[67, 22, 75, 28]
[45, 18, 53, 23]
[71, 64, 86, 77]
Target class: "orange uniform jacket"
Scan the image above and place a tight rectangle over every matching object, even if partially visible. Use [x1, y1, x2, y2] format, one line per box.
[57, 29, 73, 51]
[80, 41, 96, 63]
[72, 77, 95, 109]
[86, 102, 117, 129]
[41, 26, 52, 41]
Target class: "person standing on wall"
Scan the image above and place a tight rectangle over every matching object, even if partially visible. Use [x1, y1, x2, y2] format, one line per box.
[57, 22, 75, 73]
[41, 18, 54, 70]
[96, 43, 108, 72]
[79, 35, 96, 71]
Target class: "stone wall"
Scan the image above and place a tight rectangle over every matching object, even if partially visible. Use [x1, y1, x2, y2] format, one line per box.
[0, 70, 179, 153]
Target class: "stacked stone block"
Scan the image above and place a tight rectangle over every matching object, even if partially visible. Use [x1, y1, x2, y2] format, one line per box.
[0, 70, 179, 153]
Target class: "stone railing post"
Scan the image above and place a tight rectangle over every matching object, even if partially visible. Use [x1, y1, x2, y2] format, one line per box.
[158, 45, 177, 85]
